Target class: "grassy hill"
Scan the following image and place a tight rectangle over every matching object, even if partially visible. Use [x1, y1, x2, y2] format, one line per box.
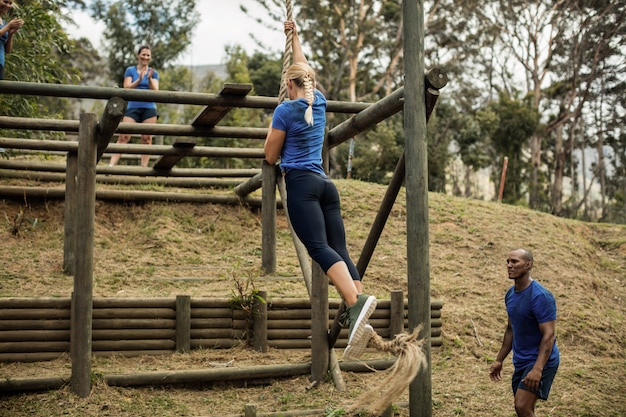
[1, 179, 624, 416]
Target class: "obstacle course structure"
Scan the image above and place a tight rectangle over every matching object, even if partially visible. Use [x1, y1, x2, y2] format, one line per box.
[1, 3, 445, 412]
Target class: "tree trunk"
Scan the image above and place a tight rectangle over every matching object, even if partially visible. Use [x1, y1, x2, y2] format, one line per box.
[464, 165, 472, 198]
[529, 134, 542, 209]
[551, 124, 565, 216]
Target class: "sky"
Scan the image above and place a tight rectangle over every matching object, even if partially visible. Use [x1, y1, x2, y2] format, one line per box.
[67, 2, 286, 66]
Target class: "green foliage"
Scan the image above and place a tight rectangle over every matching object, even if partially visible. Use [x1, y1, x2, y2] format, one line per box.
[426, 102, 457, 193]
[5, 1, 79, 84]
[155, 65, 195, 136]
[0, 0, 79, 123]
[323, 407, 346, 417]
[90, 0, 199, 86]
[333, 117, 404, 183]
[229, 276, 265, 314]
[480, 92, 541, 204]
[184, 46, 267, 170]
[229, 275, 266, 346]
[69, 36, 109, 87]
[248, 51, 282, 97]
[245, 0, 404, 101]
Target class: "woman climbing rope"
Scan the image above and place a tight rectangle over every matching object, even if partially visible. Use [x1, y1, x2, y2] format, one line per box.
[264, 20, 376, 360]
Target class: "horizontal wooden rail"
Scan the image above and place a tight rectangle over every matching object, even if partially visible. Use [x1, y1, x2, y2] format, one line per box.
[0, 117, 268, 139]
[0, 137, 265, 157]
[0, 81, 371, 113]
[0, 170, 244, 188]
[0, 358, 397, 394]
[0, 186, 264, 205]
[0, 160, 260, 177]
[0, 295, 444, 362]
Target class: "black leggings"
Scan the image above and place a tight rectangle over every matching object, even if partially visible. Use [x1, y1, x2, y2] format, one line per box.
[285, 169, 361, 281]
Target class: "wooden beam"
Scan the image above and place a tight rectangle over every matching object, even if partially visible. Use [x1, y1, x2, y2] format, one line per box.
[152, 141, 196, 170]
[71, 113, 97, 398]
[192, 83, 253, 127]
[0, 185, 265, 206]
[96, 97, 127, 162]
[0, 170, 245, 188]
[0, 81, 370, 113]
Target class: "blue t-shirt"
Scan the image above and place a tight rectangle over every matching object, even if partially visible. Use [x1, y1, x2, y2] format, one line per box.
[505, 279, 560, 370]
[271, 89, 326, 176]
[124, 66, 159, 110]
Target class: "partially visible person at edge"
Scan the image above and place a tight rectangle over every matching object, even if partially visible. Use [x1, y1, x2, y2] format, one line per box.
[0, 0, 23, 154]
[489, 248, 560, 417]
[264, 20, 376, 360]
[0, 0, 23, 81]
[108, 45, 159, 168]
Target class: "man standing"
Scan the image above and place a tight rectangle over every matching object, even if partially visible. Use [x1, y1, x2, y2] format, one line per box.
[489, 248, 560, 417]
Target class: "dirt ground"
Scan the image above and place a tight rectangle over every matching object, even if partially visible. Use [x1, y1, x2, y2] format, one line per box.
[0, 180, 625, 416]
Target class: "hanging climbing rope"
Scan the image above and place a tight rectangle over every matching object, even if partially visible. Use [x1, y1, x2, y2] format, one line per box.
[278, 0, 294, 104]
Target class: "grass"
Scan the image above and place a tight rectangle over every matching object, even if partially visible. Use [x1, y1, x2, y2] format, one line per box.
[0, 179, 625, 416]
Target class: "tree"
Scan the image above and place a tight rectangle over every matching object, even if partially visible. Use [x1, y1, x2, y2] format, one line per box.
[186, 46, 266, 170]
[334, 116, 404, 184]
[534, 1, 625, 218]
[482, 92, 540, 205]
[247, 52, 283, 98]
[244, 1, 423, 181]
[90, 0, 199, 86]
[0, 0, 80, 139]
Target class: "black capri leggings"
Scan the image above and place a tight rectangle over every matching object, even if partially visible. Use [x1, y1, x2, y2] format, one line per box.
[285, 169, 361, 281]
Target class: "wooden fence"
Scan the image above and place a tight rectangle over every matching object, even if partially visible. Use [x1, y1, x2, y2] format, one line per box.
[0, 293, 443, 363]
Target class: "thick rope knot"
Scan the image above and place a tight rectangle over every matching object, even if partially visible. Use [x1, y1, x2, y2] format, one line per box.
[347, 326, 427, 415]
[368, 326, 423, 356]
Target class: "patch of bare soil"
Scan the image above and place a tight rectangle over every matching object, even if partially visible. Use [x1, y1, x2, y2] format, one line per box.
[1, 180, 625, 416]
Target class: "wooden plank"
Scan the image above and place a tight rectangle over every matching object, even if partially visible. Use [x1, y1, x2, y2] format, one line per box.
[152, 141, 196, 170]
[191, 83, 253, 127]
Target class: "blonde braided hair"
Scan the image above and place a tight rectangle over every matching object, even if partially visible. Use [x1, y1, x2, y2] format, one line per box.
[284, 62, 316, 126]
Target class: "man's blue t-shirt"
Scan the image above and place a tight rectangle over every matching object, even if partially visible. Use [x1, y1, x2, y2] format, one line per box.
[505, 279, 560, 370]
[124, 66, 159, 110]
[271, 89, 326, 176]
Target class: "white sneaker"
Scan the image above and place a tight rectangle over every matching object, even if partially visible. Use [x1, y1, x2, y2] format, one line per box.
[343, 323, 374, 360]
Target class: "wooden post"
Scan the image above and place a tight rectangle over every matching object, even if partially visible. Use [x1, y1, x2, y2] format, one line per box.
[63, 152, 77, 275]
[389, 290, 404, 338]
[71, 113, 97, 398]
[175, 295, 191, 353]
[95, 97, 127, 162]
[244, 404, 257, 417]
[404, 1, 432, 416]
[328, 349, 346, 391]
[328, 73, 446, 349]
[252, 291, 268, 352]
[261, 162, 277, 273]
[310, 262, 329, 384]
[234, 173, 262, 198]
